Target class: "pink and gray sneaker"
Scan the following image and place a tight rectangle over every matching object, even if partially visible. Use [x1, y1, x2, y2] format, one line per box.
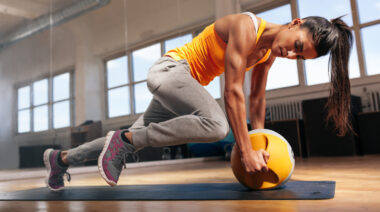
[98, 130, 137, 186]
[43, 149, 71, 191]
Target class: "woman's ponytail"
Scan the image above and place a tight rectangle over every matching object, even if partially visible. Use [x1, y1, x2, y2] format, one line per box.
[326, 16, 353, 136]
[301, 16, 353, 136]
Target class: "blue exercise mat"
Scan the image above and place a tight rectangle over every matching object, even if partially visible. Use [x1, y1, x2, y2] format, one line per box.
[0, 181, 335, 200]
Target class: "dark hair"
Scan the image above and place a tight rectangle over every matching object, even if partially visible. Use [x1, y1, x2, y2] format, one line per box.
[301, 16, 353, 136]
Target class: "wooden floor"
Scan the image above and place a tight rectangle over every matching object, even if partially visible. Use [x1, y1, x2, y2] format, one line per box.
[0, 155, 379, 212]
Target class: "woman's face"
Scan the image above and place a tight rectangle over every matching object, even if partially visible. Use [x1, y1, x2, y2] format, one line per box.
[271, 19, 318, 60]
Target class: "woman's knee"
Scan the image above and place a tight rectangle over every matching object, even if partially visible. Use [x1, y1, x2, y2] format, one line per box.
[209, 118, 230, 141]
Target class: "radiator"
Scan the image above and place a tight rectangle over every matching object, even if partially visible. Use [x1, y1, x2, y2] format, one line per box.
[364, 90, 380, 112]
[266, 91, 379, 120]
[266, 101, 302, 121]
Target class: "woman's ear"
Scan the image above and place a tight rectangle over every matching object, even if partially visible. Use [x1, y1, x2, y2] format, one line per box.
[288, 18, 304, 29]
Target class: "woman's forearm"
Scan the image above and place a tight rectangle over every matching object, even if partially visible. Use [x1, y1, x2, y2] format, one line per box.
[224, 89, 251, 155]
[249, 97, 266, 129]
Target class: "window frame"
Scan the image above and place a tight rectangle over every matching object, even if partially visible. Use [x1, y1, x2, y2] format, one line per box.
[52, 72, 73, 129]
[104, 0, 380, 118]
[351, 0, 380, 77]
[105, 29, 224, 120]
[15, 69, 75, 135]
[242, 0, 380, 99]
[104, 52, 132, 119]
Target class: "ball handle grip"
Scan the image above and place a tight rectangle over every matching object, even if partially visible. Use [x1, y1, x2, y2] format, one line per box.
[249, 133, 280, 181]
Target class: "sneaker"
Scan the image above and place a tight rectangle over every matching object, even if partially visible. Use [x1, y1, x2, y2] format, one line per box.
[43, 149, 71, 191]
[98, 130, 137, 186]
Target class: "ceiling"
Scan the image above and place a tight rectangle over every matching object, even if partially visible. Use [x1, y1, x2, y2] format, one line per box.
[0, 0, 77, 37]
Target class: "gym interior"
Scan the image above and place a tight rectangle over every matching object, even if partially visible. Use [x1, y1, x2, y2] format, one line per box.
[0, 0, 379, 211]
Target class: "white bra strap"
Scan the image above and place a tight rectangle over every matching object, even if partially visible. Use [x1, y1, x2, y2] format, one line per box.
[241, 12, 259, 35]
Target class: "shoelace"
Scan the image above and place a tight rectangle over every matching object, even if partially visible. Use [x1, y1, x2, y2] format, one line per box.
[52, 170, 71, 186]
[119, 151, 139, 169]
[64, 172, 71, 182]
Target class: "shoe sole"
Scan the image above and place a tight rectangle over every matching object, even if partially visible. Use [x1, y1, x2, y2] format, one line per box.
[98, 131, 117, 187]
[43, 148, 64, 192]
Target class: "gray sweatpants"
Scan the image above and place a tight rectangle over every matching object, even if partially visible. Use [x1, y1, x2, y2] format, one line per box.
[66, 56, 229, 165]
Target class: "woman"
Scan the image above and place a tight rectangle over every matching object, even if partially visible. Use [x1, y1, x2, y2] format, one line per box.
[43, 12, 352, 191]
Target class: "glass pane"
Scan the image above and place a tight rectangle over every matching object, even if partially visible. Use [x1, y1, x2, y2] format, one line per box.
[305, 33, 360, 84]
[18, 86, 30, 110]
[266, 58, 299, 90]
[164, 34, 192, 53]
[134, 82, 153, 114]
[362, 25, 380, 76]
[33, 105, 48, 132]
[304, 55, 330, 85]
[53, 73, 70, 101]
[108, 86, 130, 118]
[257, 5, 299, 90]
[349, 36, 360, 79]
[132, 43, 161, 82]
[204, 76, 221, 99]
[33, 79, 48, 106]
[298, 0, 353, 26]
[357, 0, 380, 24]
[107, 56, 128, 88]
[53, 101, 70, 128]
[18, 109, 30, 133]
[257, 4, 292, 24]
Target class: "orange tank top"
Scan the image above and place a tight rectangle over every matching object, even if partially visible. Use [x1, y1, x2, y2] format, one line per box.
[165, 15, 271, 86]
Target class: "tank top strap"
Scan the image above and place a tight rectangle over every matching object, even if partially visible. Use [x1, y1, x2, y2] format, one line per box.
[241, 12, 267, 44]
[241, 12, 259, 35]
[245, 16, 270, 71]
[255, 19, 266, 44]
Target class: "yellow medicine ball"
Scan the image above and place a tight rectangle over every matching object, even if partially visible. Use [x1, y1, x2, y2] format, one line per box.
[231, 129, 295, 190]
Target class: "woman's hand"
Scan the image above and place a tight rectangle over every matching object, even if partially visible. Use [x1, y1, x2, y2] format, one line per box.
[241, 149, 270, 174]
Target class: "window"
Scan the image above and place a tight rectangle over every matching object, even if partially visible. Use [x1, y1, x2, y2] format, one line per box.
[257, 4, 299, 90]
[349, 36, 360, 78]
[298, 0, 360, 85]
[165, 33, 222, 99]
[33, 105, 48, 132]
[298, 0, 353, 26]
[132, 43, 161, 113]
[167, 34, 222, 99]
[304, 55, 329, 86]
[106, 32, 225, 118]
[17, 72, 72, 133]
[106, 56, 130, 118]
[107, 56, 128, 88]
[361, 25, 380, 76]
[53, 101, 70, 128]
[132, 43, 161, 82]
[18, 109, 31, 133]
[204, 77, 221, 99]
[108, 86, 130, 117]
[17, 86, 31, 133]
[356, 0, 380, 24]
[53, 73, 71, 128]
[164, 34, 192, 53]
[304, 35, 360, 85]
[32, 79, 48, 132]
[106, 43, 160, 117]
[356, 0, 380, 76]
[33, 79, 48, 106]
[258, 4, 292, 24]
[134, 82, 152, 114]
